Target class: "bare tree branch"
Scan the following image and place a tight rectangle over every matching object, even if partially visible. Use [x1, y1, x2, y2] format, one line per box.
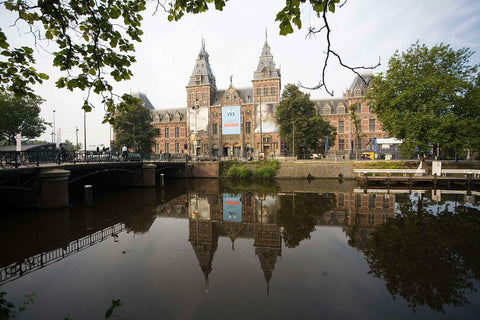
[299, 0, 380, 95]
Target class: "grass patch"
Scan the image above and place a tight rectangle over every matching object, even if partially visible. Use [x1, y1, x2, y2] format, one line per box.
[221, 159, 279, 178]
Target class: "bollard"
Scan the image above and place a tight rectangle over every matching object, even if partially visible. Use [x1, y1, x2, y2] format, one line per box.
[160, 173, 165, 188]
[84, 184, 94, 207]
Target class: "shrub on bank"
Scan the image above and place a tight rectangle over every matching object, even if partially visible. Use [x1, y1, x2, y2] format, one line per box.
[222, 159, 278, 178]
[254, 166, 276, 178]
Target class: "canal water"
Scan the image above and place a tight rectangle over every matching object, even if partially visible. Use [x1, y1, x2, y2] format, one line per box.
[1, 179, 479, 319]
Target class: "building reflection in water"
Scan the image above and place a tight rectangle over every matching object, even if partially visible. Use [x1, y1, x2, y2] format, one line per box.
[187, 192, 281, 293]
[2, 185, 479, 314]
[185, 189, 397, 294]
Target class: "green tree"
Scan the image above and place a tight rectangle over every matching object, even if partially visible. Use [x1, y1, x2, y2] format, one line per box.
[1, 0, 370, 122]
[0, 93, 47, 145]
[367, 42, 480, 160]
[113, 104, 158, 155]
[349, 103, 363, 161]
[275, 84, 335, 157]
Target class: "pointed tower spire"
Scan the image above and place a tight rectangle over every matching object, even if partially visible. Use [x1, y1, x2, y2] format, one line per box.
[254, 30, 280, 80]
[187, 38, 217, 89]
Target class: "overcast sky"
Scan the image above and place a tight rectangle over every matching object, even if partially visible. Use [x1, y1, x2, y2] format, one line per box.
[2, 0, 480, 147]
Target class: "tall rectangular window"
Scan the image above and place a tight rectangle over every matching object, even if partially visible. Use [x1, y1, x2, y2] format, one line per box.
[175, 143, 179, 153]
[165, 127, 169, 138]
[264, 86, 268, 95]
[245, 121, 251, 134]
[369, 119, 376, 132]
[271, 86, 276, 95]
[189, 93, 194, 101]
[212, 123, 218, 135]
[175, 127, 180, 138]
[338, 120, 344, 133]
[256, 87, 261, 96]
[165, 143, 169, 153]
[202, 92, 206, 100]
[339, 138, 345, 150]
[357, 104, 362, 113]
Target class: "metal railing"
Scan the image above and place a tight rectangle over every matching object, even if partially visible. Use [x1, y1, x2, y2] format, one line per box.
[0, 150, 135, 168]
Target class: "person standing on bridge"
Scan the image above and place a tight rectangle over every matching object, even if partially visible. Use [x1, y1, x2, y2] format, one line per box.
[122, 145, 128, 161]
[59, 143, 67, 163]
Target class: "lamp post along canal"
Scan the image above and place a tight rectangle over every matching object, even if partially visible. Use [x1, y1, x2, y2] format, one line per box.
[192, 99, 199, 160]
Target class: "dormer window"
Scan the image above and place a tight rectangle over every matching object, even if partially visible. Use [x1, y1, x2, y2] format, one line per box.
[324, 106, 331, 114]
[165, 113, 170, 122]
[355, 87, 361, 96]
[263, 67, 270, 78]
[195, 73, 201, 84]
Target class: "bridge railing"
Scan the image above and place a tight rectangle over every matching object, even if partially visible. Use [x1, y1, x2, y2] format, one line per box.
[0, 150, 131, 168]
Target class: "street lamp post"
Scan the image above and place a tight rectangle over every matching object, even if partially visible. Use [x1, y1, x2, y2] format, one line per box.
[192, 100, 199, 160]
[83, 110, 87, 158]
[76, 126, 79, 150]
[52, 109, 56, 144]
[293, 120, 295, 157]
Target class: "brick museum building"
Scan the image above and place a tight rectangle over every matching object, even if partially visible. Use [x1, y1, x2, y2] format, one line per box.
[135, 35, 387, 159]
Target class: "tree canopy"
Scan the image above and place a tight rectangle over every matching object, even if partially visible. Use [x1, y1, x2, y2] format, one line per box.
[1, 0, 373, 123]
[113, 104, 159, 155]
[275, 84, 336, 157]
[0, 92, 48, 145]
[367, 42, 480, 160]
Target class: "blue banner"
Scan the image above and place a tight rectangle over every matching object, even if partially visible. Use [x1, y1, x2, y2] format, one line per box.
[373, 137, 377, 153]
[222, 106, 241, 135]
[325, 137, 329, 153]
[223, 194, 242, 222]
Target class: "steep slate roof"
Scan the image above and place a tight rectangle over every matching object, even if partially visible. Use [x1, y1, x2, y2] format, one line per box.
[313, 98, 347, 115]
[131, 92, 155, 110]
[253, 31, 280, 80]
[152, 108, 186, 122]
[187, 38, 217, 89]
[347, 74, 372, 97]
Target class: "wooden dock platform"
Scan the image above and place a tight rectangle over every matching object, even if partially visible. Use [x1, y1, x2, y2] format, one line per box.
[357, 174, 480, 188]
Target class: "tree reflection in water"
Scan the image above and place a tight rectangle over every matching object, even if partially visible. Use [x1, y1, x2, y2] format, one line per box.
[277, 192, 336, 248]
[361, 195, 480, 313]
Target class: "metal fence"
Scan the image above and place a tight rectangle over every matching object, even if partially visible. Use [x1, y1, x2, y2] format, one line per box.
[0, 150, 128, 168]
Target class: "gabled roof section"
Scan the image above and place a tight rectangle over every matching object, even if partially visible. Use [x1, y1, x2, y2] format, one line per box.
[214, 87, 253, 105]
[313, 98, 347, 115]
[347, 74, 372, 97]
[131, 92, 155, 110]
[187, 38, 217, 89]
[254, 30, 280, 80]
[152, 108, 187, 122]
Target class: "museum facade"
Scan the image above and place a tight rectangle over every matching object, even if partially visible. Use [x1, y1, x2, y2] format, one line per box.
[144, 36, 387, 159]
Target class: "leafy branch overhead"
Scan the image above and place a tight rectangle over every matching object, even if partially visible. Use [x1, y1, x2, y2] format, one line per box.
[1, 0, 146, 122]
[1, 0, 377, 123]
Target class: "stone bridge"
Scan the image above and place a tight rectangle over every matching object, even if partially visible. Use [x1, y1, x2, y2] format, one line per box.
[0, 161, 217, 208]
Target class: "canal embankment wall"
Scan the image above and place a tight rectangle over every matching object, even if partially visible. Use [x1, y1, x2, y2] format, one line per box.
[276, 161, 354, 179]
[184, 161, 355, 179]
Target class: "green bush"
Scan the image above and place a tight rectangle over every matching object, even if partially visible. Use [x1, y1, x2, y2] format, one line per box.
[227, 166, 241, 178]
[238, 166, 254, 178]
[255, 166, 276, 178]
